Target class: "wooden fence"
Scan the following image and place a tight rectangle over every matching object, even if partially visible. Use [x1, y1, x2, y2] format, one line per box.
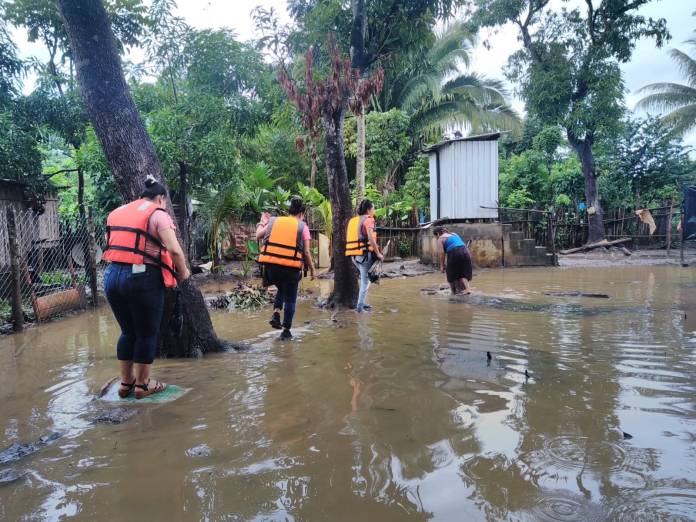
[500, 205, 683, 251]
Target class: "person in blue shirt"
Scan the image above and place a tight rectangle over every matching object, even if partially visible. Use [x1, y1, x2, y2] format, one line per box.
[433, 226, 472, 295]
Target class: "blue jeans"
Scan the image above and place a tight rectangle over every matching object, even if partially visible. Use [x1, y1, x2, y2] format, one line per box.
[104, 263, 165, 364]
[352, 253, 375, 311]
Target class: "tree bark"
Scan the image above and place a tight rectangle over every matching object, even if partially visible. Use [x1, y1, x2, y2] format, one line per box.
[323, 107, 358, 307]
[355, 111, 366, 201]
[350, 0, 368, 204]
[177, 161, 191, 260]
[309, 140, 317, 188]
[56, 0, 232, 355]
[568, 133, 605, 243]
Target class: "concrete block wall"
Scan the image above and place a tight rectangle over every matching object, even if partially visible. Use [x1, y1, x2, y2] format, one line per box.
[419, 223, 554, 268]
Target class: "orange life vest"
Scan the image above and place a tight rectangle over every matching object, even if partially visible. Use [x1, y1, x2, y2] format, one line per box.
[102, 199, 178, 288]
[345, 215, 376, 256]
[257, 216, 305, 269]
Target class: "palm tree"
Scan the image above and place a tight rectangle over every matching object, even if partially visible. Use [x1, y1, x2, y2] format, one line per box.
[382, 22, 519, 140]
[637, 39, 696, 137]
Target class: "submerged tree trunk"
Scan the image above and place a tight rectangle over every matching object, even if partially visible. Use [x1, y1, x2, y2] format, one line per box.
[568, 133, 605, 244]
[323, 107, 358, 307]
[57, 0, 231, 356]
[355, 111, 366, 201]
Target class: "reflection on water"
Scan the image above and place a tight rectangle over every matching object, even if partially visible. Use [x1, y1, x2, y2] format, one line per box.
[1, 266, 696, 520]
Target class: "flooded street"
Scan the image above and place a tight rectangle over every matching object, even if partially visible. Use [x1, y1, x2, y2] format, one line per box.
[1, 265, 696, 521]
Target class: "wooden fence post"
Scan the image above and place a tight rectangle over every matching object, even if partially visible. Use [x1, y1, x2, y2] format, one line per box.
[87, 207, 99, 307]
[547, 212, 558, 266]
[666, 201, 673, 255]
[7, 209, 24, 331]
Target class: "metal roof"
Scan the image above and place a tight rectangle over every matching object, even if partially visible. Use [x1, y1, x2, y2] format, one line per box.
[422, 132, 502, 153]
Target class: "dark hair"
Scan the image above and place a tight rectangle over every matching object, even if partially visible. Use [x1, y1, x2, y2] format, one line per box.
[433, 226, 448, 237]
[141, 176, 167, 200]
[358, 199, 373, 215]
[288, 196, 306, 216]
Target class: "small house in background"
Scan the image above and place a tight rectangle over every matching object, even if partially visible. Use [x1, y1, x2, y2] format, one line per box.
[424, 132, 500, 221]
[0, 180, 60, 269]
[420, 133, 554, 268]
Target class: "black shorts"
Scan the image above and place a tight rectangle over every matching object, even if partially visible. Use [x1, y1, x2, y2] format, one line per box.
[446, 246, 473, 283]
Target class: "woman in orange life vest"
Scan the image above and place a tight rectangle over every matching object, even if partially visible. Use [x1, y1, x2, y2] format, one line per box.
[345, 199, 384, 312]
[102, 176, 191, 399]
[256, 197, 315, 340]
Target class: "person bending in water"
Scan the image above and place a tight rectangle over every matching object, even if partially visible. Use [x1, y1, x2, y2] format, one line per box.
[433, 226, 472, 295]
[257, 197, 315, 340]
[102, 176, 190, 399]
[345, 199, 384, 312]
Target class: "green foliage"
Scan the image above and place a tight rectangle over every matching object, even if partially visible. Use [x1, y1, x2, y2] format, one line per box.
[346, 109, 411, 192]
[598, 116, 696, 208]
[637, 39, 696, 137]
[383, 22, 519, 140]
[506, 188, 536, 209]
[0, 110, 43, 186]
[77, 127, 121, 219]
[402, 155, 430, 217]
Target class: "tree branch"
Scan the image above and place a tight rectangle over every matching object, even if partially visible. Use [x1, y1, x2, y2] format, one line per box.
[44, 168, 78, 178]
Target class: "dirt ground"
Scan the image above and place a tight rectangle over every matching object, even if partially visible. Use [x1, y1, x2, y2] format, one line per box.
[557, 247, 696, 268]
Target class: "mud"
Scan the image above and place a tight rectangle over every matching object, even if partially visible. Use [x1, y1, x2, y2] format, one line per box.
[0, 432, 62, 465]
[1, 265, 696, 520]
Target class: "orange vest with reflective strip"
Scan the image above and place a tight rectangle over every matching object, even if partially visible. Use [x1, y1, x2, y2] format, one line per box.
[345, 215, 375, 256]
[102, 199, 178, 288]
[257, 216, 305, 269]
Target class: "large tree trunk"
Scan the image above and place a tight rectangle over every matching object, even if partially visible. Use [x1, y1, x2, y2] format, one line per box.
[323, 107, 358, 307]
[569, 134, 605, 244]
[56, 0, 233, 356]
[355, 111, 366, 201]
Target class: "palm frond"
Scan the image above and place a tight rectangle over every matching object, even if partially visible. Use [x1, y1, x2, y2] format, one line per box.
[668, 48, 696, 86]
[636, 91, 696, 112]
[661, 103, 696, 136]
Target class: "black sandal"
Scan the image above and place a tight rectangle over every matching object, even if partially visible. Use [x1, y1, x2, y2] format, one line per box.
[134, 379, 166, 399]
[118, 379, 136, 399]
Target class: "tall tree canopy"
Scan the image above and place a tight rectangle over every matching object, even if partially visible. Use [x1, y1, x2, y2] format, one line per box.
[468, 0, 670, 242]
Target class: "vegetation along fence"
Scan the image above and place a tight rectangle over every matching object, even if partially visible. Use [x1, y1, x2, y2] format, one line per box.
[0, 208, 106, 333]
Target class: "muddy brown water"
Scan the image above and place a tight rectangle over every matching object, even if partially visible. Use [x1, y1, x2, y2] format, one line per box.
[1, 265, 696, 521]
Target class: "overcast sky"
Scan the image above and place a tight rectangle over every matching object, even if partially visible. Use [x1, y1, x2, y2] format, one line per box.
[11, 0, 696, 146]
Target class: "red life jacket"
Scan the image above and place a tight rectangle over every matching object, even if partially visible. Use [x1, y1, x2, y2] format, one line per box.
[102, 199, 178, 288]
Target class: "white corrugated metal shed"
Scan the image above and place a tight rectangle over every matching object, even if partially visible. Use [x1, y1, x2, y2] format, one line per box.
[424, 133, 500, 220]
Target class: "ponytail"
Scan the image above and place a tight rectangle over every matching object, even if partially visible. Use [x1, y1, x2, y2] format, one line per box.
[358, 199, 373, 215]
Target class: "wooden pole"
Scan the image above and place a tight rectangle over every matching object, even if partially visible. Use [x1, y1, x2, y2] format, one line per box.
[7, 209, 24, 332]
[666, 201, 673, 255]
[681, 201, 686, 266]
[87, 207, 99, 307]
[547, 213, 558, 266]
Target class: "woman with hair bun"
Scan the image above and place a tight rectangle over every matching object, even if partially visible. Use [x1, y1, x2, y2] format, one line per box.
[102, 176, 191, 399]
[345, 199, 383, 312]
[257, 196, 315, 340]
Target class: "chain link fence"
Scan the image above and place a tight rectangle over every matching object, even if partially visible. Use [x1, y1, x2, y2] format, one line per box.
[0, 208, 106, 332]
